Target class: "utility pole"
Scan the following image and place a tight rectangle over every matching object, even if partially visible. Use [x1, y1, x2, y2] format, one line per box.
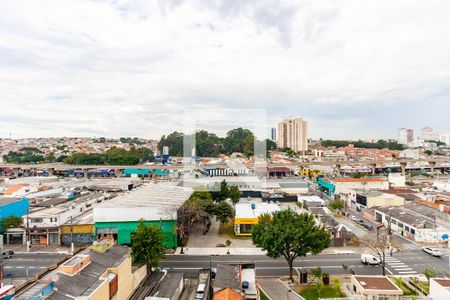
[26, 208, 30, 252]
[70, 215, 74, 254]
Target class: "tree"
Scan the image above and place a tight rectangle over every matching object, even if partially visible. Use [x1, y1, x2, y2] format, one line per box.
[362, 227, 392, 276]
[252, 209, 331, 282]
[424, 150, 433, 156]
[224, 128, 254, 154]
[175, 200, 207, 254]
[329, 200, 344, 212]
[215, 202, 234, 224]
[423, 265, 436, 282]
[229, 186, 240, 205]
[212, 180, 230, 202]
[226, 239, 232, 254]
[158, 131, 184, 157]
[2, 215, 22, 231]
[131, 220, 165, 272]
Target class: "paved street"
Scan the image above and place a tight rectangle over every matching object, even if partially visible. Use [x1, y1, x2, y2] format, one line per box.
[162, 251, 450, 278]
[2, 252, 68, 283]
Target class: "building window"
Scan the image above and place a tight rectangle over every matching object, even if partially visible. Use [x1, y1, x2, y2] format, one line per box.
[31, 218, 43, 223]
[411, 228, 415, 235]
[239, 224, 253, 234]
[405, 225, 410, 232]
[397, 222, 404, 229]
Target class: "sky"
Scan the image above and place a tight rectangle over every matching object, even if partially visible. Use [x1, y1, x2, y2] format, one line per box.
[1, 0, 450, 140]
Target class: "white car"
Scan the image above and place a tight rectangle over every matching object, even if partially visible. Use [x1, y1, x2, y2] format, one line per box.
[422, 247, 442, 257]
[361, 254, 381, 265]
[195, 283, 206, 299]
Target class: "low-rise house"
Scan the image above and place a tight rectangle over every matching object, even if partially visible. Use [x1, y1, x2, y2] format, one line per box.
[50, 240, 133, 300]
[429, 278, 450, 300]
[349, 191, 405, 211]
[234, 203, 280, 236]
[214, 264, 257, 300]
[374, 206, 450, 243]
[297, 195, 325, 208]
[317, 177, 389, 197]
[351, 275, 403, 300]
[23, 193, 103, 245]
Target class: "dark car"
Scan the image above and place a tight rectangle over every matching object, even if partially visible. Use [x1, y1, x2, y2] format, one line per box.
[2, 250, 14, 259]
[363, 224, 374, 231]
[355, 219, 365, 225]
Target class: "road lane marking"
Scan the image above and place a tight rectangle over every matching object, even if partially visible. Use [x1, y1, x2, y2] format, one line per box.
[399, 271, 417, 274]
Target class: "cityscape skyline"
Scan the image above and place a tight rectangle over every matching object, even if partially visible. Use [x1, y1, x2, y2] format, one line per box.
[1, 1, 450, 139]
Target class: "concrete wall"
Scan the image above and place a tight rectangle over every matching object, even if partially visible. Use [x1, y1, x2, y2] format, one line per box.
[132, 265, 148, 291]
[334, 181, 389, 194]
[366, 194, 405, 208]
[430, 279, 450, 300]
[113, 256, 133, 300]
[95, 220, 178, 247]
[61, 233, 94, 246]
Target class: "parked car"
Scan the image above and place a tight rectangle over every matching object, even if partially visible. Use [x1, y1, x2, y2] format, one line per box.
[195, 283, 206, 299]
[355, 218, 365, 225]
[422, 247, 442, 257]
[348, 215, 358, 221]
[361, 254, 381, 265]
[2, 250, 14, 259]
[363, 223, 374, 231]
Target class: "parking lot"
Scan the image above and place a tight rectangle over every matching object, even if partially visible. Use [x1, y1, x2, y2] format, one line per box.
[2, 252, 69, 287]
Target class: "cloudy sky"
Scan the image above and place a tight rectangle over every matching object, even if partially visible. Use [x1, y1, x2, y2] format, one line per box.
[1, 0, 450, 140]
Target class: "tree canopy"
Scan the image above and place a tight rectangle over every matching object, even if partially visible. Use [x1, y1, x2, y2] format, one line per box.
[62, 147, 154, 165]
[157, 127, 274, 157]
[252, 209, 331, 282]
[1, 215, 22, 232]
[321, 139, 404, 150]
[131, 220, 166, 272]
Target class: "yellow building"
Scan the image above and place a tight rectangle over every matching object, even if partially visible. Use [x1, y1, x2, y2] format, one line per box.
[51, 239, 133, 300]
[234, 203, 280, 236]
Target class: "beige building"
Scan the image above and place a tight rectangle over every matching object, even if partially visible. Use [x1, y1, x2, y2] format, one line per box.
[277, 118, 308, 152]
[351, 275, 403, 300]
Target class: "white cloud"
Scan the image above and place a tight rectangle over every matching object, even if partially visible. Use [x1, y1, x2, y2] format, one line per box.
[0, 0, 449, 139]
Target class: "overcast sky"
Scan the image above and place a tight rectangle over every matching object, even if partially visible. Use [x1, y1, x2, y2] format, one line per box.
[1, 0, 450, 140]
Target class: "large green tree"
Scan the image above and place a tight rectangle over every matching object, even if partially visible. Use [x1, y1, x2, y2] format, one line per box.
[214, 202, 234, 224]
[252, 209, 331, 282]
[131, 220, 166, 272]
[212, 180, 230, 202]
[229, 186, 240, 205]
[158, 131, 184, 156]
[1, 215, 22, 232]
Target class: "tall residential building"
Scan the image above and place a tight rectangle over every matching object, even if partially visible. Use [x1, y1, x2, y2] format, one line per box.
[421, 127, 439, 141]
[440, 134, 450, 145]
[397, 128, 414, 145]
[271, 128, 277, 141]
[277, 118, 308, 152]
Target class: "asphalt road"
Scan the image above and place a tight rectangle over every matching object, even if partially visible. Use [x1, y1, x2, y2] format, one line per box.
[161, 251, 450, 278]
[2, 252, 68, 280]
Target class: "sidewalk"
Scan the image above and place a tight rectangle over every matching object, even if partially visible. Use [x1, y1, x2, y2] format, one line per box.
[173, 247, 266, 255]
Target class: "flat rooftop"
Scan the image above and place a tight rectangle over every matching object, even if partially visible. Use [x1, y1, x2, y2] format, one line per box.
[235, 203, 280, 219]
[374, 206, 435, 228]
[332, 177, 387, 183]
[96, 183, 193, 208]
[353, 276, 402, 291]
[0, 197, 25, 206]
